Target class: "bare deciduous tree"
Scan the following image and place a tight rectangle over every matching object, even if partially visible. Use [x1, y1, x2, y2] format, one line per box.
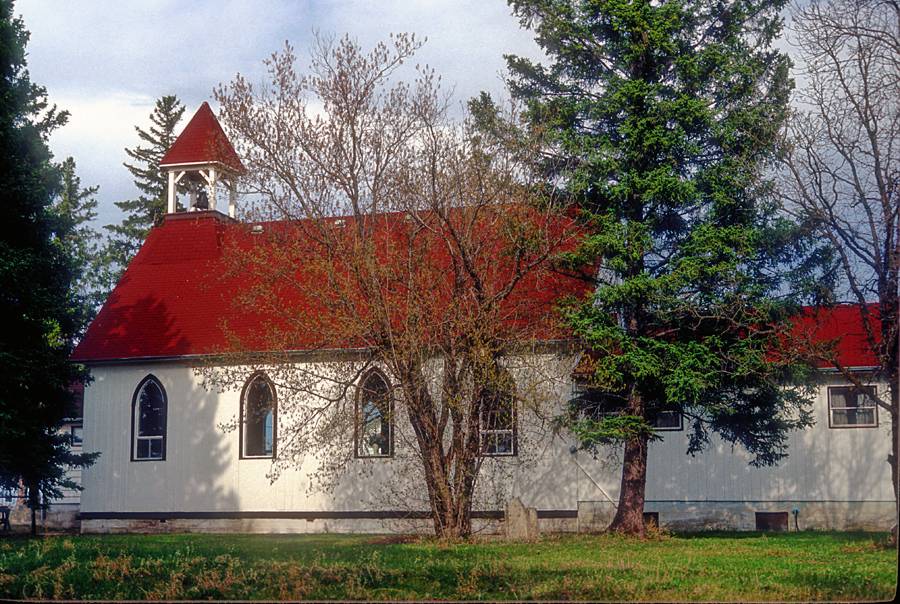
[780, 0, 899, 519]
[202, 34, 589, 538]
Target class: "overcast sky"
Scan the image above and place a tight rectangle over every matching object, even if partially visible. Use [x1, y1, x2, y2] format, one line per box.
[17, 1, 544, 227]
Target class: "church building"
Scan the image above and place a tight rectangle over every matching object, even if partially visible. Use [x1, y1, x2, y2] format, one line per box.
[69, 103, 895, 534]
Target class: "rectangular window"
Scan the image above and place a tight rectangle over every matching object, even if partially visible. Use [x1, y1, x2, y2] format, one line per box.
[652, 411, 683, 431]
[136, 438, 164, 460]
[828, 385, 878, 428]
[570, 382, 623, 419]
[70, 425, 83, 448]
[572, 383, 682, 431]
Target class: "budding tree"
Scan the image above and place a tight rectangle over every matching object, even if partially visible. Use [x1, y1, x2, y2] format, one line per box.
[204, 34, 588, 538]
[780, 0, 899, 517]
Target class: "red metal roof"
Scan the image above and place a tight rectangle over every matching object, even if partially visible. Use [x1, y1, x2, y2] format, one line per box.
[790, 304, 882, 369]
[72, 210, 591, 363]
[71, 211, 882, 367]
[159, 102, 245, 173]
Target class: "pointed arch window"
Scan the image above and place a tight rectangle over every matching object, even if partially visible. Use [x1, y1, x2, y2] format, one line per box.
[132, 375, 167, 461]
[479, 386, 517, 457]
[355, 371, 393, 458]
[241, 373, 277, 458]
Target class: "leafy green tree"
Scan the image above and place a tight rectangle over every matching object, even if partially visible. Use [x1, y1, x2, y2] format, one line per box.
[101, 95, 184, 288]
[0, 0, 98, 535]
[505, 0, 833, 535]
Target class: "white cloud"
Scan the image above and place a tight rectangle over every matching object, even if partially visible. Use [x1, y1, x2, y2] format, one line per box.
[15, 1, 544, 228]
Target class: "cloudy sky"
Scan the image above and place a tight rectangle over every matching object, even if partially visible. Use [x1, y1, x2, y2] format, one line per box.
[17, 1, 544, 227]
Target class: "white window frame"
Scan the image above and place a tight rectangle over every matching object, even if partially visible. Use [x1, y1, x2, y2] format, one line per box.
[70, 425, 83, 448]
[828, 385, 878, 428]
[480, 394, 517, 457]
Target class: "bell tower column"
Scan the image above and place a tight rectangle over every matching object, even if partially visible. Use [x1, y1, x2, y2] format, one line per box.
[167, 171, 176, 213]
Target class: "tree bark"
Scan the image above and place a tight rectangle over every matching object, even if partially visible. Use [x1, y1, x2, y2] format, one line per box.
[608, 432, 649, 537]
[402, 367, 477, 539]
[890, 380, 898, 540]
[608, 390, 649, 537]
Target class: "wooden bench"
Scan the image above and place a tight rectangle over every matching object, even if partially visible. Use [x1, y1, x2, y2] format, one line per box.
[0, 506, 10, 532]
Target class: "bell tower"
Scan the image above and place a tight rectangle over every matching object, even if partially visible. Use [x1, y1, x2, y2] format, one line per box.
[159, 102, 245, 218]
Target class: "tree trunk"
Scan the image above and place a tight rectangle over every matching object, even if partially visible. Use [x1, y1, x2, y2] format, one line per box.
[886, 304, 899, 544]
[401, 363, 480, 540]
[608, 432, 649, 537]
[406, 397, 471, 539]
[890, 381, 898, 542]
[424, 441, 477, 539]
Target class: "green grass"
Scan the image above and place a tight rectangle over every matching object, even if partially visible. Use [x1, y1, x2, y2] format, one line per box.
[0, 531, 896, 600]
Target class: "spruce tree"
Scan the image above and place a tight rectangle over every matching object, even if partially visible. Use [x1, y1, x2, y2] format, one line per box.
[0, 0, 98, 534]
[53, 157, 103, 320]
[102, 95, 184, 285]
[506, 0, 832, 535]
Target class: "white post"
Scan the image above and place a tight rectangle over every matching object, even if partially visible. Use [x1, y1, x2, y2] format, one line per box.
[167, 171, 176, 213]
[207, 168, 217, 212]
[228, 179, 237, 219]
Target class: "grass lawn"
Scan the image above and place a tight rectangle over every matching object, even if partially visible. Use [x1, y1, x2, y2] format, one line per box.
[0, 531, 896, 601]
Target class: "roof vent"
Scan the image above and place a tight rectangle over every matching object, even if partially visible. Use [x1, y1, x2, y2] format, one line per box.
[250, 224, 264, 235]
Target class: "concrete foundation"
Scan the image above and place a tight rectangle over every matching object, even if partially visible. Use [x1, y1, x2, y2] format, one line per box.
[577, 500, 897, 532]
[4, 503, 80, 532]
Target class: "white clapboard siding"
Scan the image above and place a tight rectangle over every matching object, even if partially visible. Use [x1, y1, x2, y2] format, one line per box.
[80, 363, 894, 518]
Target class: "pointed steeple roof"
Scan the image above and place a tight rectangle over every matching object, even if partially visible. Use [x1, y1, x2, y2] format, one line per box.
[160, 102, 245, 173]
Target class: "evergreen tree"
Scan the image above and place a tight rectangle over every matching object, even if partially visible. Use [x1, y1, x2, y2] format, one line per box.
[53, 157, 104, 320]
[506, 0, 833, 535]
[0, 0, 98, 534]
[102, 95, 184, 286]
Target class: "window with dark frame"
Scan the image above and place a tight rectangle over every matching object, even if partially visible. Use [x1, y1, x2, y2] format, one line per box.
[132, 376, 167, 461]
[356, 371, 392, 458]
[241, 373, 277, 458]
[651, 411, 683, 431]
[480, 387, 516, 457]
[571, 382, 683, 431]
[828, 385, 878, 427]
